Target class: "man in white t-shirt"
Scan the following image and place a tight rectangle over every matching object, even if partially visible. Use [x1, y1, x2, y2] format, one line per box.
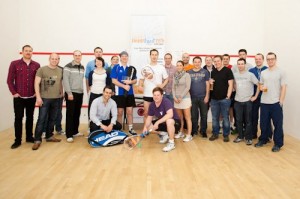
[138, 49, 168, 121]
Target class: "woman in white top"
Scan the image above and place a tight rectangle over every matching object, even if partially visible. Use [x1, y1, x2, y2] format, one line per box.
[172, 60, 192, 142]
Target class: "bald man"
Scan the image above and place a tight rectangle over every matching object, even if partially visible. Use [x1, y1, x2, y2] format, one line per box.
[182, 53, 194, 71]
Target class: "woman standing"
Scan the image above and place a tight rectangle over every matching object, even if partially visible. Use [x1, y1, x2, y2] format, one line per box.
[172, 60, 192, 142]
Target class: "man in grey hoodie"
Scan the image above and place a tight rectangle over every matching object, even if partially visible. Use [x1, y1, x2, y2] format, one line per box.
[63, 50, 85, 143]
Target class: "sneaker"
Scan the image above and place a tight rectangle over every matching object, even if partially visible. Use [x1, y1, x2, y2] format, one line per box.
[223, 135, 230, 142]
[272, 145, 280, 152]
[162, 142, 175, 152]
[73, 132, 84, 137]
[183, 135, 193, 142]
[159, 134, 169, 144]
[254, 141, 266, 147]
[246, 140, 253, 145]
[219, 128, 223, 134]
[129, 129, 137, 136]
[67, 137, 74, 143]
[233, 137, 243, 143]
[11, 142, 21, 149]
[32, 142, 41, 150]
[56, 130, 65, 135]
[209, 134, 219, 141]
[175, 131, 184, 139]
[201, 132, 208, 138]
[42, 132, 46, 138]
[46, 136, 61, 142]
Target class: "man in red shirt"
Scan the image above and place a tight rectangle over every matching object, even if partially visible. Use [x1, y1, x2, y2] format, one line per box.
[7, 45, 40, 149]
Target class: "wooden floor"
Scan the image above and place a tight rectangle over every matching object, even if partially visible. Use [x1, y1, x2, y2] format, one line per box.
[0, 124, 300, 199]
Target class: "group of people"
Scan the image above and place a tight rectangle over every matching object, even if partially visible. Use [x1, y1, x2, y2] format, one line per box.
[7, 45, 287, 152]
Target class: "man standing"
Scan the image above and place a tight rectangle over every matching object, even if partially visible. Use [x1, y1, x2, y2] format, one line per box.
[182, 53, 194, 71]
[163, 53, 176, 104]
[138, 49, 168, 121]
[189, 56, 210, 137]
[32, 53, 62, 150]
[255, 52, 287, 152]
[90, 86, 122, 132]
[63, 50, 85, 143]
[233, 58, 260, 145]
[203, 56, 216, 77]
[7, 45, 40, 149]
[249, 53, 269, 139]
[85, 47, 109, 93]
[223, 54, 233, 69]
[232, 49, 253, 73]
[142, 87, 180, 152]
[209, 55, 234, 142]
[111, 51, 137, 135]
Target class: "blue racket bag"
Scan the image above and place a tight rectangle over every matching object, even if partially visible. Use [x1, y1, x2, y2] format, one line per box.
[88, 129, 128, 147]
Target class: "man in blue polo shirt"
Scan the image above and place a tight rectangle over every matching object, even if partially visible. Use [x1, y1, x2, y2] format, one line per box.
[111, 51, 137, 135]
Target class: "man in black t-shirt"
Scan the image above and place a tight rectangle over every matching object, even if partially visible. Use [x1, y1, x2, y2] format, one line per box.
[209, 55, 234, 142]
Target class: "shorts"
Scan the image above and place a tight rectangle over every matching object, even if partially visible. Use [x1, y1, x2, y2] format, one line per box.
[114, 95, 136, 108]
[143, 96, 153, 102]
[152, 119, 181, 134]
[174, 98, 191, 109]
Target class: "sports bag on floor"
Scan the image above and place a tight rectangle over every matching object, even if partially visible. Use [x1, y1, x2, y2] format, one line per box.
[88, 129, 128, 147]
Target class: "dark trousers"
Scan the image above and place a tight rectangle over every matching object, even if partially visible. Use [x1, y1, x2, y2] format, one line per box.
[259, 103, 284, 147]
[88, 93, 102, 120]
[234, 101, 252, 140]
[90, 119, 122, 133]
[43, 97, 64, 132]
[65, 92, 83, 138]
[191, 97, 209, 135]
[34, 98, 60, 142]
[252, 98, 272, 139]
[13, 97, 36, 143]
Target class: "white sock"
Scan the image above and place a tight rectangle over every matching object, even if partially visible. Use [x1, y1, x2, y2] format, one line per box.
[169, 139, 174, 144]
[159, 131, 168, 136]
[128, 124, 133, 130]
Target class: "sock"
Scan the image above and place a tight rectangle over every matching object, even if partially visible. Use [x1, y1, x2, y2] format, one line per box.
[128, 124, 133, 130]
[159, 131, 168, 136]
[169, 139, 174, 144]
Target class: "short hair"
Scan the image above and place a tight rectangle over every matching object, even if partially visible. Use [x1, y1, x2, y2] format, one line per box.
[193, 56, 202, 62]
[94, 47, 103, 52]
[164, 53, 172, 59]
[238, 49, 247, 54]
[73, 50, 82, 55]
[267, 52, 277, 59]
[111, 55, 118, 61]
[176, 60, 184, 66]
[152, 86, 164, 95]
[150, 49, 159, 55]
[103, 85, 113, 92]
[214, 55, 223, 61]
[95, 57, 105, 67]
[205, 56, 213, 60]
[223, 54, 230, 59]
[22, 45, 32, 51]
[256, 53, 264, 60]
[237, 58, 246, 64]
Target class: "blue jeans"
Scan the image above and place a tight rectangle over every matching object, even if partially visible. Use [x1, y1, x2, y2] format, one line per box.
[43, 97, 64, 132]
[34, 98, 60, 141]
[234, 101, 252, 140]
[259, 103, 284, 147]
[211, 98, 231, 136]
[191, 97, 208, 135]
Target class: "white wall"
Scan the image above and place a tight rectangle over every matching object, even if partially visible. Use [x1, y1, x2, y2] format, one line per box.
[1, 0, 298, 139]
[0, 0, 20, 131]
[264, 0, 300, 139]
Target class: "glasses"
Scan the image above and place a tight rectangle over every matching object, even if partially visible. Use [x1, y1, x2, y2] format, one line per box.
[267, 58, 276, 61]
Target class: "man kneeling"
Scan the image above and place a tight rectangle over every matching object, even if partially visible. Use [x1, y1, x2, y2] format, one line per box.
[142, 87, 180, 152]
[90, 86, 122, 133]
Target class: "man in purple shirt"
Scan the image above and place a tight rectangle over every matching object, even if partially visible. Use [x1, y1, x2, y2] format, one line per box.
[142, 87, 180, 152]
[7, 45, 40, 149]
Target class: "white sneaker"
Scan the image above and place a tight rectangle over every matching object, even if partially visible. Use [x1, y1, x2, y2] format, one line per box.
[159, 134, 169, 144]
[73, 132, 84, 137]
[175, 131, 184, 139]
[162, 142, 175, 152]
[183, 135, 193, 142]
[67, 137, 74, 143]
[42, 132, 46, 138]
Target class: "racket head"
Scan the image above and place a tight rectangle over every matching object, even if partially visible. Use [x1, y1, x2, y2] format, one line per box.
[123, 135, 143, 150]
[141, 66, 154, 79]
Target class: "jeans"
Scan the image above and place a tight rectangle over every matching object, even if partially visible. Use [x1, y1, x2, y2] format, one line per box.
[191, 97, 208, 135]
[34, 98, 60, 142]
[13, 97, 36, 143]
[65, 92, 83, 138]
[234, 101, 252, 140]
[43, 97, 64, 132]
[259, 103, 284, 147]
[211, 98, 231, 136]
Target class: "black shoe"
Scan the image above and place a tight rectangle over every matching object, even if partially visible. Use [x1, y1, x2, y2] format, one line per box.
[11, 142, 21, 149]
[201, 133, 208, 138]
[272, 145, 280, 152]
[254, 141, 265, 148]
[209, 134, 219, 141]
[223, 136, 230, 142]
[26, 138, 35, 143]
[128, 129, 137, 136]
